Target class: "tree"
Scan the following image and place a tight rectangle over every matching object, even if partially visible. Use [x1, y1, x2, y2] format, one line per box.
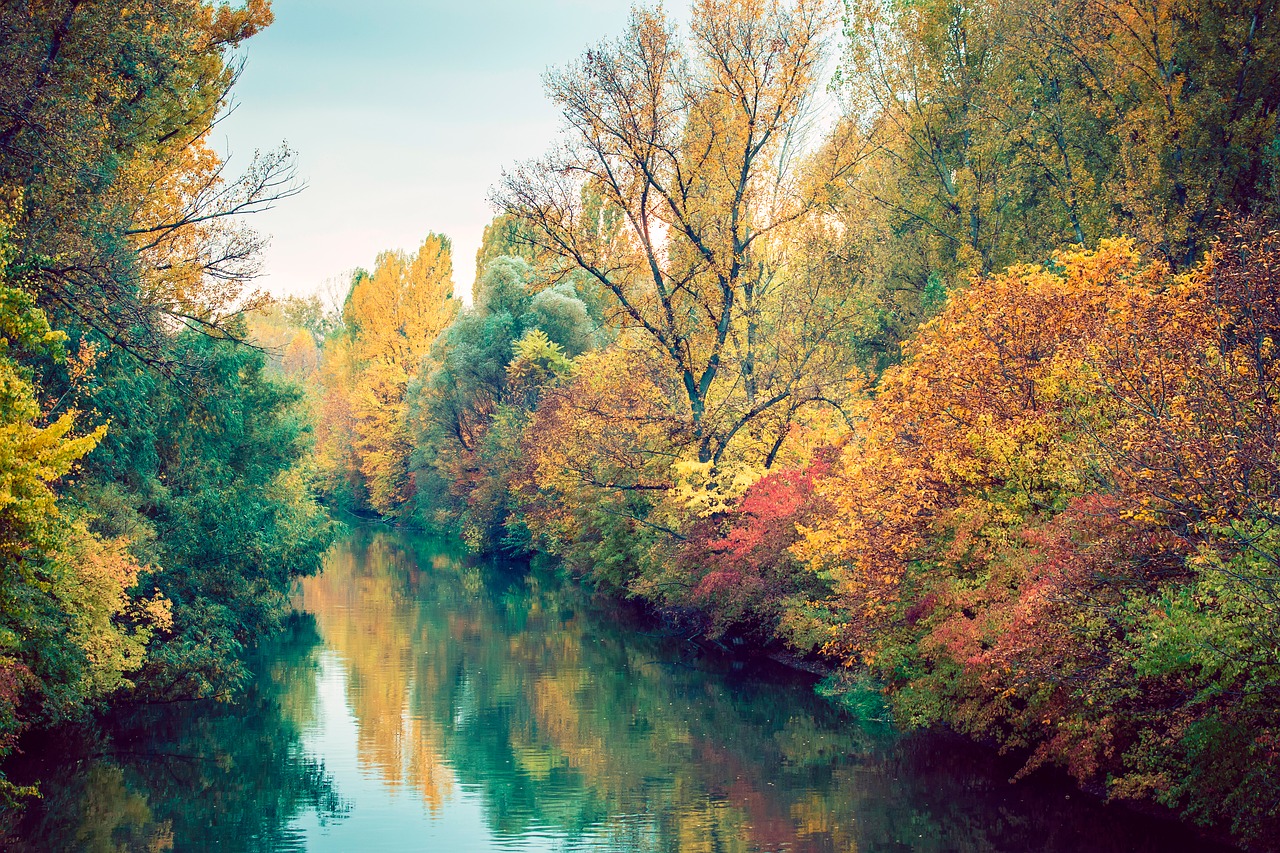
[407, 256, 596, 545]
[834, 0, 1280, 296]
[0, 0, 334, 744]
[343, 235, 459, 516]
[0, 0, 299, 368]
[497, 0, 864, 466]
[0, 222, 170, 798]
[1092, 0, 1280, 264]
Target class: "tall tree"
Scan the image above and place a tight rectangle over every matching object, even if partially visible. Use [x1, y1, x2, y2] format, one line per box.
[344, 235, 459, 515]
[497, 0, 864, 466]
[0, 1, 333, 778]
[835, 0, 1280, 294]
[0, 0, 297, 367]
[1090, 0, 1280, 264]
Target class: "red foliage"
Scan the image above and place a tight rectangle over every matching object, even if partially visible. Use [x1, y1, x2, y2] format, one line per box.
[678, 448, 837, 641]
[919, 492, 1195, 781]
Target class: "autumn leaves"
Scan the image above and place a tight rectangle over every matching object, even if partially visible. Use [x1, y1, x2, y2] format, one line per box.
[449, 0, 1280, 842]
[76, 0, 1272, 844]
[799, 227, 1280, 841]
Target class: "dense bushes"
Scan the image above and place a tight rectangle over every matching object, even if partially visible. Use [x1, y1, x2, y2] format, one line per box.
[799, 225, 1280, 841]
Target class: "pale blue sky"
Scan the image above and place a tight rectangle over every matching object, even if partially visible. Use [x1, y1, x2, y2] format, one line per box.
[217, 1, 639, 302]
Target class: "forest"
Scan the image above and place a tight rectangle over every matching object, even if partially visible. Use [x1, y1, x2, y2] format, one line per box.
[2, 0, 1280, 848]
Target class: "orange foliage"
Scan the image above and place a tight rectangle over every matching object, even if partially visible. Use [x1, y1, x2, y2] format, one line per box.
[807, 221, 1280, 660]
[798, 239, 1161, 659]
[797, 221, 1280, 836]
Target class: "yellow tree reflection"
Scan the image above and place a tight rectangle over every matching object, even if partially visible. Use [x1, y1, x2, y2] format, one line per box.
[300, 534, 455, 813]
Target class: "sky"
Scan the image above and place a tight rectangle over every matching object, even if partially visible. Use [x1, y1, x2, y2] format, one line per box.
[216, 0, 640, 304]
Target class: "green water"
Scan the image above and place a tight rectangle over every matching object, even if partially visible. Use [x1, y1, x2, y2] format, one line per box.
[8, 527, 1235, 851]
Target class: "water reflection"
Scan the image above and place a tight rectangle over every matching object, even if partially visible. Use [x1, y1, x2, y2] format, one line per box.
[5, 616, 346, 852]
[5, 527, 1237, 852]
[292, 528, 1230, 853]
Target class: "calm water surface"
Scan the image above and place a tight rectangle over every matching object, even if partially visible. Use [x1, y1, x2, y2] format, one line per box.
[9, 527, 1236, 851]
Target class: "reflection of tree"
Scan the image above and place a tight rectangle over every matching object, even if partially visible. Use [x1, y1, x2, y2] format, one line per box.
[303, 529, 1222, 853]
[302, 533, 457, 812]
[5, 528, 1234, 851]
[13, 764, 173, 853]
[6, 617, 346, 852]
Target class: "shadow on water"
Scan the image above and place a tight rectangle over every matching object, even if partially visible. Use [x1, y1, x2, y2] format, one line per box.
[3, 525, 1241, 852]
[2, 615, 348, 852]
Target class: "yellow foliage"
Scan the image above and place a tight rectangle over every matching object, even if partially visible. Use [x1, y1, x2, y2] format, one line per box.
[798, 239, 1165, 658]
[670, 459, 764, 518]
[0, 324, 169, 710]
[56, 529, 171, 699]
[344, 236, 460, 515]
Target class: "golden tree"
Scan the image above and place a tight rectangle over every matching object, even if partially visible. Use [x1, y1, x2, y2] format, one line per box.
[497, 0, 864, 466]
[345, 235, 460, 515]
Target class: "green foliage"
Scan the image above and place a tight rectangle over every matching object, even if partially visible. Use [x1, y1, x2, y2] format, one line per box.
[403, 254, 597, 547]
[72, 331, 334, 699]
[0, 235, 166, 808]
[0, 0, 332, 809]
[526, 286, 594, 357]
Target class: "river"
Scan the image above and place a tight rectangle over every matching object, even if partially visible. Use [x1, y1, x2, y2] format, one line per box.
[7, 527, 1235, 851]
